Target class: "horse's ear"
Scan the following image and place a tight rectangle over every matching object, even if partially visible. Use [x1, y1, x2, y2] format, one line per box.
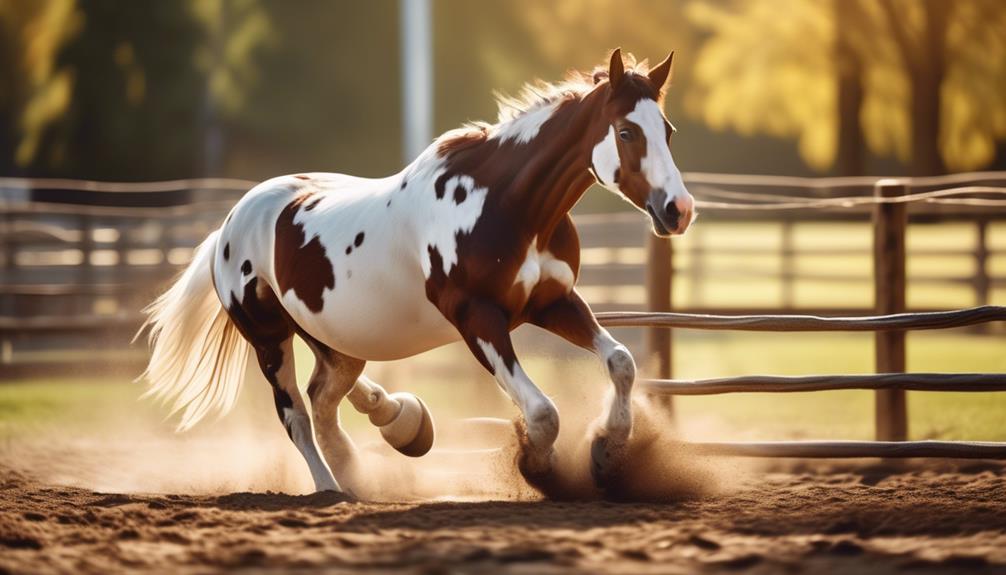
[608, 48, 624, 91]
[648, 51, 674, 91]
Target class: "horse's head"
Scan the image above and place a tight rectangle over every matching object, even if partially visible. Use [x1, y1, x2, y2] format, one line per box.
[590, 49, 694, 237]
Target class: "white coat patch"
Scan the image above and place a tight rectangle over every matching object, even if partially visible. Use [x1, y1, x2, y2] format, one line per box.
[492, 100, 562, 145]
[418, 173, 488, 278]
[514, 237, 574, 296]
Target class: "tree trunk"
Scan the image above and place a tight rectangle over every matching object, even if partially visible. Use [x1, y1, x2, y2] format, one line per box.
[909, 0, 951, 176]
[834, 0, 865, 176]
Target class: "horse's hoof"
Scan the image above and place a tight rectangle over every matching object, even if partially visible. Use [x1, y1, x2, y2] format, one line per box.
[380, 392, 435, 457]
[518, 448, 565, 498]
[517, 446, 553, 479]
[590, 431, 628, 492]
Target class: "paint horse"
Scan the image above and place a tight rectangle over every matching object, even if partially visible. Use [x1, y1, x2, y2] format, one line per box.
[140, 49, 695, 497]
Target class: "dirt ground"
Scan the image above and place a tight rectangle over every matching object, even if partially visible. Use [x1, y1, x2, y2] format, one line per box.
[2, 379, 1004, 574]
[1, 461, 1005, 575]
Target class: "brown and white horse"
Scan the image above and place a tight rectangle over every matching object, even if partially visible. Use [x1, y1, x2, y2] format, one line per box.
[140, 49, 694, 497]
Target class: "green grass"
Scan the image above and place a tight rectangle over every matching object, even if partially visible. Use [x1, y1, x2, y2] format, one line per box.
[3, 329, 1002, 444]
[669, 220, 1006, 309]
[0, 377, 155, 439]
[671, 330, 1006, 441]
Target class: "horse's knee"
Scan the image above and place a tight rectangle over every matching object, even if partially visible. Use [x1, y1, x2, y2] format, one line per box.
[525, 397, 559, 449]
[605, 345, 636, 393]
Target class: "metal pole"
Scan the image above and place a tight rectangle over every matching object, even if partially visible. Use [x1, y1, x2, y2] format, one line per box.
[400, 0, 433, 164]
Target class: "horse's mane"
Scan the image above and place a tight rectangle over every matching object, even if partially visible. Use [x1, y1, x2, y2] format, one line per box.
[493, 53, 652, 123]
[436, 53, 654, 156]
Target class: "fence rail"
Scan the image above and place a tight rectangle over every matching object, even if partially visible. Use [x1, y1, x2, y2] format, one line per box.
[688, 441, 1006, 459]
[603, 177, 1006, 459]
[3, 169, 1006, 432]
[641, 372, 1006, 395]
[602, 303, 1006, 459]
[597, 305, 1006, 331]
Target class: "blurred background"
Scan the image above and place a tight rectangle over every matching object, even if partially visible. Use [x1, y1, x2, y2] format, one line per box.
[1, 0, 1005, 493]
[4, 0, 1006, 181]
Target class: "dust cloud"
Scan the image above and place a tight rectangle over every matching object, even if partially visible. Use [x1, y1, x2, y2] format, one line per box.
[2, 350, 750, 502]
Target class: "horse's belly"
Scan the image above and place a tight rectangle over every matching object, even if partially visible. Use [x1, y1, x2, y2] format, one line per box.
[287, 266, 461, 361]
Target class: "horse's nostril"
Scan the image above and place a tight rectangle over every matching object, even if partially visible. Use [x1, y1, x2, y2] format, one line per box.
[665, 202, 681, 229]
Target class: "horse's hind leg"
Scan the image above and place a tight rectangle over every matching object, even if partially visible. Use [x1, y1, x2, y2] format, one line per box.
[302, 337, 365, 493]
[253, 337, 340, 492]
[345, 375, 435, 457]
[223, 276, 339, 493]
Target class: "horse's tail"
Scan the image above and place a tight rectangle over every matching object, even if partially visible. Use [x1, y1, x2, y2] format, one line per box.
[136, 229, 249, 431]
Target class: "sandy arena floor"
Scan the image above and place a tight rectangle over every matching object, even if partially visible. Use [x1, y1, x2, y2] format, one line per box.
[2, 380, 1004, 574]
[2, 461, 1005, 574]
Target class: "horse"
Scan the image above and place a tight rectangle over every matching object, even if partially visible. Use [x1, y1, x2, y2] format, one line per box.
[139, 49, 695, 498]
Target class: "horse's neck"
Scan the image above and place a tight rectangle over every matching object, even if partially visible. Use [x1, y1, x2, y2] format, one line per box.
[498, 93, 602, 241]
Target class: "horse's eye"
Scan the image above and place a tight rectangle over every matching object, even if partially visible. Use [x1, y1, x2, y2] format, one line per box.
[618, 129, 633, 142]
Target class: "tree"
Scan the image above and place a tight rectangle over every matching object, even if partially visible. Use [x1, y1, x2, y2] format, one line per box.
[512, 0, 695, 103]
[0, 0, 81, 174]
[5, 0, 271, 180]
[187, 0, 273, 174]
[686, 0, 1006, 176]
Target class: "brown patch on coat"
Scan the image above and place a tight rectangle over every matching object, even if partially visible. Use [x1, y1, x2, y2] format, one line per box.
[421, 66, 669, 369]
[274, 193, 335, 313]
[304, 197, 323, 211]
[223, 277, 296, 430]
[437, 125, 489, 158]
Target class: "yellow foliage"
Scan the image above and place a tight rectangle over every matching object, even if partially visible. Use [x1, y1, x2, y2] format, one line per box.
[16, 69, 72, 166]
[515, 0, 692, 86]
[686, 0, 836, 170]
[188, 0, 273, 116]
[687, 0, 1006, 172]
[2, 0, 82, 166]
[114, 42, 146, 106]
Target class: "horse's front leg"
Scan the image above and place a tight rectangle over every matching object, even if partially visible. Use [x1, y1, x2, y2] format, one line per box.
[529, 289, 636, 490]
[449, 298, 560, 488]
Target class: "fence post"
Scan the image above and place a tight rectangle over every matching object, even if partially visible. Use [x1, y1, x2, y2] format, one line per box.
[646, 233, 673, 415]
[1, 210, 11, 364]
[780, 219, 795, 308]
[975, 218, 990, 307]
[874, 180, 908, 441]
[78, 213, 94, 317]
[688, 225, 704, 308]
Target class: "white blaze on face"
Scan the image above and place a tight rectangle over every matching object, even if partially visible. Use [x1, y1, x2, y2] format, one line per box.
[590, 126, 621, 194]
[625, 99, 689, 213]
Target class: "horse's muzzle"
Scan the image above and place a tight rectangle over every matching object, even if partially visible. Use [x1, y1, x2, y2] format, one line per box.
[646, 189, 694, 237]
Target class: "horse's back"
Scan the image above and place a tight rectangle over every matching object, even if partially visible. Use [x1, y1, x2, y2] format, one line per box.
[213, 173, 461, 360]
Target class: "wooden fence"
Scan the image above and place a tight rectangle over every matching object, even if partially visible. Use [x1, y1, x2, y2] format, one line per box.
[596, 176, 1006, 454]
[0, 178, 251, 375]
[2, 173, 1005, 390]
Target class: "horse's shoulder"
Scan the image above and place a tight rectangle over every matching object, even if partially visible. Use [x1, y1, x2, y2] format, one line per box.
[540, 215, 580, 269]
